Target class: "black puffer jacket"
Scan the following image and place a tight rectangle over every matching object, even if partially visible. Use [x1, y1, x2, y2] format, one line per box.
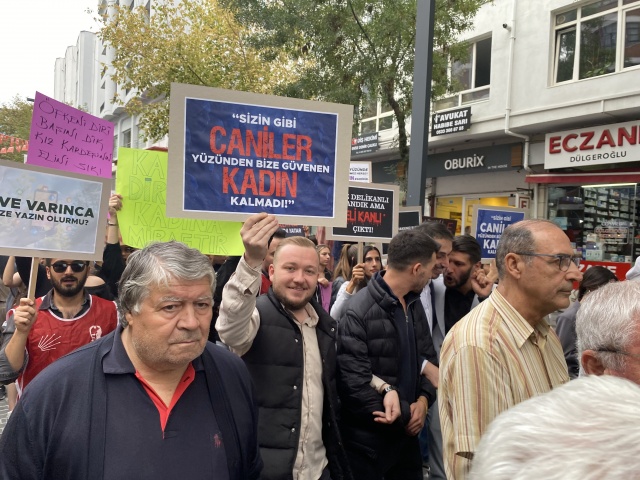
[337, 271, 436, 454]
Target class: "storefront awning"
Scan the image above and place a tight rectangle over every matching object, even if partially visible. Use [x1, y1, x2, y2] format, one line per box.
[525, 172, 640, 184]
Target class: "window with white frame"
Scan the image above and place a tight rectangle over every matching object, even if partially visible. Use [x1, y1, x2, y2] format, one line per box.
[359, 97, 394, 134]
[554, 0, 640, 83]
[434, 36, 492, 111]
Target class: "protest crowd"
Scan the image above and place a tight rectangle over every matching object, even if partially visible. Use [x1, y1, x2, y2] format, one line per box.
[2, 186, 640, 480]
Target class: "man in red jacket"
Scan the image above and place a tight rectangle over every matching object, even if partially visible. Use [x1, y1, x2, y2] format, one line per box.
[0, 257, 117, 394]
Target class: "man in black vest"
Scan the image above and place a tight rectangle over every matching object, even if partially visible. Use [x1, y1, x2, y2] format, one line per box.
[217, 213, 350, 480]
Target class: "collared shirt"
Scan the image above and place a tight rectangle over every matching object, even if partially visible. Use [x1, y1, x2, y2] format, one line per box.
[439, 289, 569, 480]
[217, 257, 327, 480]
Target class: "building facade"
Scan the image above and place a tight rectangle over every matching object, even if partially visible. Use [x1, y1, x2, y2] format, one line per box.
[53, 0, 166, 179]
[353, 0, 640, 272]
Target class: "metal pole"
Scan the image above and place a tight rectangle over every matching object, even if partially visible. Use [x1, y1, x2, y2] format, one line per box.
[406, 0, 435, 209]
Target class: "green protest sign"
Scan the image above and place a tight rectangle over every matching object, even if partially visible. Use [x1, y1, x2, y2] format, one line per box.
[116, 148, 244, 255]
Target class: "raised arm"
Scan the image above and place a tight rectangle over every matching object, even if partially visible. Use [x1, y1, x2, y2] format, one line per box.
[216, 213, 279, 355]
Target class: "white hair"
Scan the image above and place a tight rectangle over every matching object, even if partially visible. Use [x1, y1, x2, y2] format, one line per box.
[469, 375, 640, 480]
[576, 281, 640, 371]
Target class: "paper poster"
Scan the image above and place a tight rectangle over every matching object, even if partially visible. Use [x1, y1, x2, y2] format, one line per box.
[116, 148, 244, 255]
[0, 159, 110, 259]
[327, 182, 399, 243]
[167, 83, 352, 226]
[27, 92, 114, 178]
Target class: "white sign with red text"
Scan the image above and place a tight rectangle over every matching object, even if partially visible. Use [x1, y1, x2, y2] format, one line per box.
[545, 120, 640, 169]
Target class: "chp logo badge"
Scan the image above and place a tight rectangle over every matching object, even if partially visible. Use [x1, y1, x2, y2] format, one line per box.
[89, 325, 103, 342]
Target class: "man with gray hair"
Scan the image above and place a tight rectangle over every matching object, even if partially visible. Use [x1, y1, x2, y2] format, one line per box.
[0, 241, 262, 480]
[577, 280, 640, 384]
[469, 375, 640, 480]
[439, 219, 581, 479]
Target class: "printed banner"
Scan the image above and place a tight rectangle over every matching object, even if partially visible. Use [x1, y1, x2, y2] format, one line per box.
[27, 92, 114, 178]
[0, 159, 110, 259]
[327, 182, 399, 243]
[471, 206, 527, 262]
[167, 83, 352, 226]
[116, 148, 244, 255]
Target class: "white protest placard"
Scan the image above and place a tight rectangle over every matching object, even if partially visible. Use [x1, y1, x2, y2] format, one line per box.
[0, 160, 110, 260]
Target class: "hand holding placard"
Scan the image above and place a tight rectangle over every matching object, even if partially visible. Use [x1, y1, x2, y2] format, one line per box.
[240, 213, 279, 268]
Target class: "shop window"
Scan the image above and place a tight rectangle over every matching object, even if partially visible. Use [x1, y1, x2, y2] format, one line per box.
[548, 183, 639, 263]
[434, 36, 492, 111]
[553, 0, 640, 83]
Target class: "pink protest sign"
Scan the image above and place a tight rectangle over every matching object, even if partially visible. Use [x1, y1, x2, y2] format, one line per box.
[27, 92, 114, 178]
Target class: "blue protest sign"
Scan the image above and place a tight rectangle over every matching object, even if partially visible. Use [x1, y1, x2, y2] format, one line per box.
[168, 84, 352, 227]
[472, 206, 526, 261]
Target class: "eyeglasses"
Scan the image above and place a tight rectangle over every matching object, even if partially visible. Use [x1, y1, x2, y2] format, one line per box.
[513, 252, 580, 272]
[121, 246, 136, 254]
[51, 261, 88, 273]
[595, 348, 640, 361]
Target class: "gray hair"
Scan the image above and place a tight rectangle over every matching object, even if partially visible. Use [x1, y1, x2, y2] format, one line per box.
[495, 219, 556, 278]
[576, 281, 640, 371]
[117, 241, 216, 327]
[469, 375, 640, 480]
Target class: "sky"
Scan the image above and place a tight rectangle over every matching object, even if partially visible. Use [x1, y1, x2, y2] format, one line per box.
[0, 0, 99, 106]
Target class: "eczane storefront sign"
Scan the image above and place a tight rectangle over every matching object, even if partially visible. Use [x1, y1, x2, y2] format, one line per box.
[545, 120, 640, 169]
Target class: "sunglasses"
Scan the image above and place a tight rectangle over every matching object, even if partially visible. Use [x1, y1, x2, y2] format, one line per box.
[51, 261, 87, 273]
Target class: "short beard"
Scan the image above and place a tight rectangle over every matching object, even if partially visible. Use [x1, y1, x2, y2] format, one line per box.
[51, 273, 88, 297]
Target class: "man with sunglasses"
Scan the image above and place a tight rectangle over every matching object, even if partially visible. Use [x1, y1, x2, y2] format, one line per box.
[0, 258, 117, 395]
[438, 220, 582, 479]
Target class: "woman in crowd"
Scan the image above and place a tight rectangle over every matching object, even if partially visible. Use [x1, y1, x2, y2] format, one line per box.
[315, 244, 333, 312]
[330, 244, 382, 321]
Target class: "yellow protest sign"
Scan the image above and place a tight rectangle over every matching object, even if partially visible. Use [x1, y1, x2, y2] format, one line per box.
[116, 148, 244, 255]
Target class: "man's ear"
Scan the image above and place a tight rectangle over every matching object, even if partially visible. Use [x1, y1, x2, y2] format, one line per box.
[581, 350, 607, 376]
[45, 266, 51, 280]
[269, 263, 275, 281]
[503, 253, 524, 280]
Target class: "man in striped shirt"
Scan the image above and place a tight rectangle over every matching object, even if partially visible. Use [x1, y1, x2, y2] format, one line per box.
[439, 219, 581, 479]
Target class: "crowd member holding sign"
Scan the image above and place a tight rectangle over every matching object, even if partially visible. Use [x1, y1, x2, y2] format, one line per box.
[337, 228, 439, 480]
[217, 213, 351, 480]
[330, 245, 382, 321]
[0, 241, 262, 480]
[0, 257, 118, 394]
[439, 219, 581, 479]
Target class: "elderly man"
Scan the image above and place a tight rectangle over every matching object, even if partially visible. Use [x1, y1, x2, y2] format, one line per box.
[577, 280, 640, 384]
[217, 213, 350, 480]
[0, 257, 117, 393]
[337, 228, 439, 480]
[439, 219, 581, 479]
[0, 241, 261, 480]
[469, 375, 640, 480]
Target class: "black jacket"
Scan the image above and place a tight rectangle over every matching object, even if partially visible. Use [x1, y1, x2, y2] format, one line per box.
[243, 289, 351, 480]
[337, 271, 436, 456]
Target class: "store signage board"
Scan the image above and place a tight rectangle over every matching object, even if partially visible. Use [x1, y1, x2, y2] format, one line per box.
[0, 159, 110, 260]
[431, 107, 471, 136]
[167, 83, 353, 227]
[578, 261, 631, 284]
[471, 205, 527, 262]
[327, 182, 399, 243]
[349, 161, 371, 182]
[351, 133, 379, 156]
[425, 144, 520, 178]
[26, 92, 114, 178]
[545, 119, 640, 169]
